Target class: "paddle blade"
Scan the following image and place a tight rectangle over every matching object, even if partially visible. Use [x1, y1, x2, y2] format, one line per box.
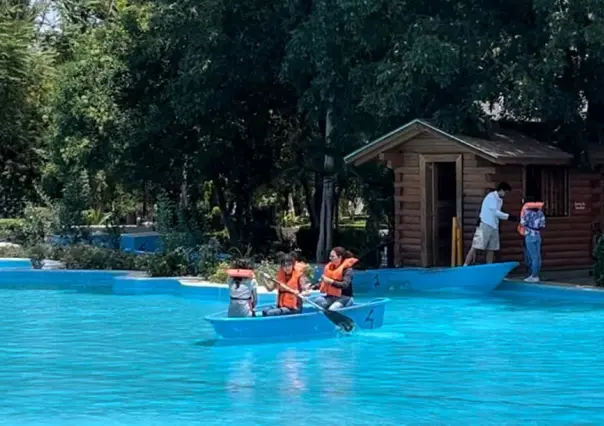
[324, 309, 355, 332]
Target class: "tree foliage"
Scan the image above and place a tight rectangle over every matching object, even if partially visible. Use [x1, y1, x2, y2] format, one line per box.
[3, 0, 604, 258]
[0, 1, 53, 216]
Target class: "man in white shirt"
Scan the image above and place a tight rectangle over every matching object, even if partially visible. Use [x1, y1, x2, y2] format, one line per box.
[464, 182, 517, 265]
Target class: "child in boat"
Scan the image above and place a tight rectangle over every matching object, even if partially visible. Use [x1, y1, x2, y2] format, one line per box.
[227, 259, 258, 318]
[518, 198, 546, 282]
[262, 253, 311, 316]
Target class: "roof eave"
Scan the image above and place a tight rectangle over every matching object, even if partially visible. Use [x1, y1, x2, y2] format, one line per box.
[496, 156, 573, 166]
[344, 119, 424, 165]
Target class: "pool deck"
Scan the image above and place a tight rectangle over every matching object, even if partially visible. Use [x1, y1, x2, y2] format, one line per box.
[508, 268, 601, 290]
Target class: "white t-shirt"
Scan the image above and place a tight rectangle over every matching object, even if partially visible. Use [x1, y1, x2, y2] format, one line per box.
[479, 191, 509, 229]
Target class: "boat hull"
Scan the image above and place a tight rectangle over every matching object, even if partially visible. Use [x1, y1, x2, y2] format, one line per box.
[205, 297, 390, 343]
[310, 261, 518, 294]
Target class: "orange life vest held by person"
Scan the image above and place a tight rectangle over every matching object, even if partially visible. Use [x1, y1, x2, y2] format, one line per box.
[226, 269, 255, 279]
[320, 257, 359, 297]
[275, 262, 306, 309]
[517, 202, 545, 236]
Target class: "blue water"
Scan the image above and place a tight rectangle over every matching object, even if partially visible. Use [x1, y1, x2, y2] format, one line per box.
[2, 289, 604, 425]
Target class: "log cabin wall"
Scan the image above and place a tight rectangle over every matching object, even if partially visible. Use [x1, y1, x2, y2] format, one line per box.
[392, 131, 601, 270]
[492, 168, 600, 270]
[393, 131, 494, 266]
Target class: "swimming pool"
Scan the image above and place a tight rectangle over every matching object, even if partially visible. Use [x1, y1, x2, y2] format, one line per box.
[2, 289, 604, 425]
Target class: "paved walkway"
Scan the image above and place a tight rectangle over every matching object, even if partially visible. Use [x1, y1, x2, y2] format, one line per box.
[509, 268, 597, 288]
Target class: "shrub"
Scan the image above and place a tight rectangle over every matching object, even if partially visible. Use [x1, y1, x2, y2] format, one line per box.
[208, 260, 230, 283]
[145, 248, 190, 277]
[0, 244, 28, 258]
[196, 241, 220, 278]
[0, 219, 24, 242]
[46, 245, 141, 270]
[21, 205, 55, 245]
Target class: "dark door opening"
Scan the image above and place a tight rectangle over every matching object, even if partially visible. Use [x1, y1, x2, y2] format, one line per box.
[434, 162, 457, 266]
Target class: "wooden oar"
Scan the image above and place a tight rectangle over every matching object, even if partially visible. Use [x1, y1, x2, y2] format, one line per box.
[258, 271, 355, 332]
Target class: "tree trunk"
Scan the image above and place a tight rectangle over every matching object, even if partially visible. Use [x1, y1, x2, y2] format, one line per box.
[313, 173, 323, 229]
[334, 183, 340, 230]
[301, 173, 317, 229]
[180, 157, 188, 210]
[316, 107, 335, 262]
[142, 181, 148, 217]
[213, 178, 238, 243]
[287, 192, 296, 216]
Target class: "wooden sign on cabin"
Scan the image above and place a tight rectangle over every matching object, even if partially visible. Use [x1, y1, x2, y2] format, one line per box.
[574, 202, 586, 211]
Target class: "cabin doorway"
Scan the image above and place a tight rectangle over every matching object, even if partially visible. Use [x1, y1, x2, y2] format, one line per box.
[420, 155, 463, 267]
[434, 162, 457, 265]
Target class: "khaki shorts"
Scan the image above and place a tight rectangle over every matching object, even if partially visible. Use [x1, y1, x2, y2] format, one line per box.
[471, 222, 500, 251]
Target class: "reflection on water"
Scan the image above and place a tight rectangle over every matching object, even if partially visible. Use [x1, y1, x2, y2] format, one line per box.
[226, 350, 256, 401]
[278, 348, 306, 396]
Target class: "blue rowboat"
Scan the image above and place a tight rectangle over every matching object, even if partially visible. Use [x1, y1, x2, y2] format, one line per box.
[310, 261, 518, 294]
[205, 297, 390, 343]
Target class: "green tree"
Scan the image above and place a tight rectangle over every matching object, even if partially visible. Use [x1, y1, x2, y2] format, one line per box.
[0, 1, 53, 216]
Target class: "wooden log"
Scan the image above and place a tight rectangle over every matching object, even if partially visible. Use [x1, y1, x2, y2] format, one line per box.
[400, 237, 422, 246]
[397, 229, 422, 239]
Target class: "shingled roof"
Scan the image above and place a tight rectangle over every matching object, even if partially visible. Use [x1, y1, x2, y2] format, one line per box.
[344, 119, 574, 166]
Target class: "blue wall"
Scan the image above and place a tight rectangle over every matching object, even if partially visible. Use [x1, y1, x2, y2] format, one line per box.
[0, 258, 33, 269]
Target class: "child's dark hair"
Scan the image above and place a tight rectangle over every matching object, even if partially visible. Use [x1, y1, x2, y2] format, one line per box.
[231, 257, 253, 270]
[277, 251, 297, 265]
[230, 258, 253, 288]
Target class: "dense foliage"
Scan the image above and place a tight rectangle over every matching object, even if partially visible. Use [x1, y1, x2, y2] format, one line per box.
[2, 0, 604, 266]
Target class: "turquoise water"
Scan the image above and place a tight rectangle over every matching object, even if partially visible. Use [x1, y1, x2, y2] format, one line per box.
[2, 289, 604, 425]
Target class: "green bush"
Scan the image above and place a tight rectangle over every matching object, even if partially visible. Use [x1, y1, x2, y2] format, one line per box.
[22, 205, 55, 245]
[208, 260, 229, 283]
[0, 219, 24, 242]
[43, 244, 142, 270]
[0, 244, 28, 258]
[144, 248, 190, 277]
[0, 243, 146, 271]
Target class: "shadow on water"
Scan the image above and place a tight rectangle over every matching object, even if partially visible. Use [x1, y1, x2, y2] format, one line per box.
[195, 329, 364, 348]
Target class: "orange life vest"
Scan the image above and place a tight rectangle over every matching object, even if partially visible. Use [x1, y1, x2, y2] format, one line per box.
[320, 257, 359, 297]
[275, 262, 306, 309]
[517, 202, 545, 236]
[226, 269, 255, 279]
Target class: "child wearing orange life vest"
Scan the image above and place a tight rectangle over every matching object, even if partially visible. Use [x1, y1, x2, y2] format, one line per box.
[227, 260, 258, 318]
[313, 246, 358, 311]
[518, 197, 546, 282]
[262, 253, 311, 316]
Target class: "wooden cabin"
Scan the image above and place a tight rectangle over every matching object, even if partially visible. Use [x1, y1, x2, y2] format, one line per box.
[345, 119, 603, 271]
